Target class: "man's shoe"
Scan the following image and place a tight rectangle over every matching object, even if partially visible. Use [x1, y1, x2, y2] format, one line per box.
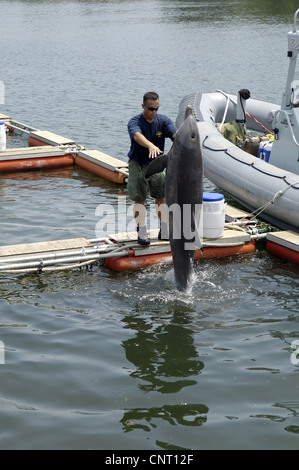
[137, 226, 150, 246]
[138, 237, 150, 246]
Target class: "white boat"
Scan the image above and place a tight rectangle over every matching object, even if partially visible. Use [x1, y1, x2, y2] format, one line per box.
[176, 10, 299, 233]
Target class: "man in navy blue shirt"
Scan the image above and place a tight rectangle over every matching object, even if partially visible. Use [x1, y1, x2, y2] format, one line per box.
[127, 92, 177, 245]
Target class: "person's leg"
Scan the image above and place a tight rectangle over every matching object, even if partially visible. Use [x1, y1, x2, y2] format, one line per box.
[127, 160, 150, 245]
[133, 201, 146, 227]
[133, 201, 150, 245]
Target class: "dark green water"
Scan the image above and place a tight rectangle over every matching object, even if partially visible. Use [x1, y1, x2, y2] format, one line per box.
[0, 0, 299, 450]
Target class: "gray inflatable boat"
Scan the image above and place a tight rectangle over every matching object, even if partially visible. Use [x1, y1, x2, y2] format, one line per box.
[176, 11, 299, 233]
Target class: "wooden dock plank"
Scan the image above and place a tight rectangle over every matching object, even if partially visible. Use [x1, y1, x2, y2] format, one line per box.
[0, 238, 92, 258]
[29, 130, 75, 146]
[0, 146, 67, 161]
[203, 228, 251, 244]
[0, 113, 11, 121]
[109, 229, 159, 243]
[110, 227, 250, 243]
[225, 205, 252, 221]
[109, 227, 251, 256]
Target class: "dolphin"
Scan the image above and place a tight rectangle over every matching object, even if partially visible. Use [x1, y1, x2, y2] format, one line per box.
[146, 107, 203, 290]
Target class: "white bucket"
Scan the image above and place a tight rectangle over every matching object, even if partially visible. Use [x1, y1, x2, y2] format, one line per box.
[0, 121, 6, 152]
[202, 192, 226, 239]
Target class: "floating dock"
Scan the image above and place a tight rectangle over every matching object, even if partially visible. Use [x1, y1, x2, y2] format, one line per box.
[28, 130, 76, 147]
[105, 227, 256, 272]
[0, 202, 298, 275]
[0, 145, 75, 172]
[1, 116, 129, 182]
[76, 150, 128, 184]
[0, 224, 256, 275]
[0, 204, 260, 275]
[266, 231, 299, 264]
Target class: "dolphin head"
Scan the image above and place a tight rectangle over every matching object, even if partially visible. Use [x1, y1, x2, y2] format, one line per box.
[171, 112, 200, 158]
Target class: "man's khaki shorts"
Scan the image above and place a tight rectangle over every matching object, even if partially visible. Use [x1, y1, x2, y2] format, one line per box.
[127, 159, 165, 202]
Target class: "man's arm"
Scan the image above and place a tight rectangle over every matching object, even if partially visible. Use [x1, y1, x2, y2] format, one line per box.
[133, 132, 163, 159]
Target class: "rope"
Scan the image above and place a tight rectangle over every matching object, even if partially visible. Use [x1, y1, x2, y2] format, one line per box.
[245, 112, 272, 135]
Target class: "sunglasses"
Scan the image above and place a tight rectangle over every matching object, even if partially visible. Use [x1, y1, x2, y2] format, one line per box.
[145, 106, 159, 111]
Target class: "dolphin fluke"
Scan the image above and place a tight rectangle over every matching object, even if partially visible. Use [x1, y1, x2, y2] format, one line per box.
[171, 240, 193, 291]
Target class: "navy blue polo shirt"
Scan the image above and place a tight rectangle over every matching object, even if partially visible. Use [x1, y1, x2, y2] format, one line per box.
[127, 113, 177, 165]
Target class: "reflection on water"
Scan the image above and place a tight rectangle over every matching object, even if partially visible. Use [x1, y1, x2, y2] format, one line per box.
[122, 311, 204, 394]
[120, 308, 207, 442]
[251, 402, 299, 436]
[121, 403, 208, 434]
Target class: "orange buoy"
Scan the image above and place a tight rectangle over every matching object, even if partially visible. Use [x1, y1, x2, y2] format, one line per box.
[266, 240, 299, 264]
[105, 240, 256, 271]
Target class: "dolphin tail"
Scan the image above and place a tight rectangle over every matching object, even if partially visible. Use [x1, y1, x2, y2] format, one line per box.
[145, 154, 168, 178]
[171, 239, 193, 291]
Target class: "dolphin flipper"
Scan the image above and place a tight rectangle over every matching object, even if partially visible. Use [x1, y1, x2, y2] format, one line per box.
[145, 154, 168, 178]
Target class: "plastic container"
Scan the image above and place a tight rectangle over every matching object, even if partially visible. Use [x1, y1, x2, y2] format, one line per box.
[0, 121, 6, 152]
[202, 192, 226, 239]
[258, 141, 272, 163]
